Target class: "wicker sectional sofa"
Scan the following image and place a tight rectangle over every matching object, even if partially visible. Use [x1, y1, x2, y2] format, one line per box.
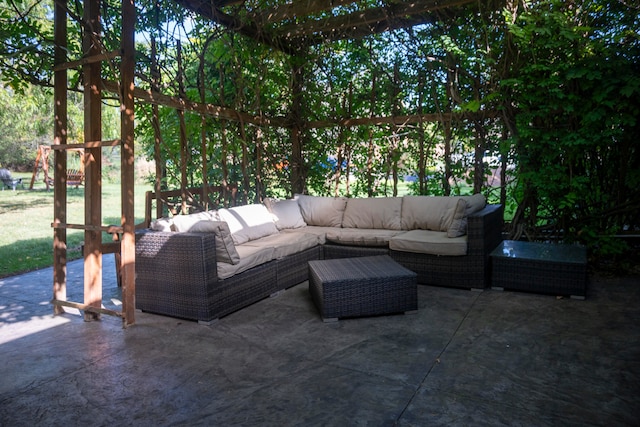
[135, 194, 503, 323]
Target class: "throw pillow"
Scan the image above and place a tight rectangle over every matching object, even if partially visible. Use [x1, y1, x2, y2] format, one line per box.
[218, 204, 279, 245]
[188, 220, 241, 264]
[447, 198, 468, 238]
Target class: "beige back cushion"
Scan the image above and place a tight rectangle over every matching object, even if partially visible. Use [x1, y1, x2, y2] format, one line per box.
[401, 196, 459, 231]
[462, 193, 486, 216]
[342, 197, 402, 230]
[295, 194, 347, 227]
[263, 198, 307, 230]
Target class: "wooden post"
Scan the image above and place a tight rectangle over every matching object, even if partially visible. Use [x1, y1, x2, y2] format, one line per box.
[121, 0, 136, 327]
[53, 0, 68, 315]
[177, 41, 188, 214]
[150, 37, 165, 219]
[290, 55, 305, 196]
[83, 0, 102, 321]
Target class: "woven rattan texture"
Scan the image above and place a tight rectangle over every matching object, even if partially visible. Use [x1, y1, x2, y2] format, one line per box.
[491, 241, 587, 297]
[275, 246, 322, 289]
[308, 255, 417, 320]
[390, 204, 504, 290]
[323, 244, 389, 259]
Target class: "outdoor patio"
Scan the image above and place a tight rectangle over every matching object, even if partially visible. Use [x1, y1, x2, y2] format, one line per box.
[1, 257, 639, 426]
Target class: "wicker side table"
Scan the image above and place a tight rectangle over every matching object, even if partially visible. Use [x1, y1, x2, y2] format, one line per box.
[490, 240, 587, 299]
[308, 255, 418, 322]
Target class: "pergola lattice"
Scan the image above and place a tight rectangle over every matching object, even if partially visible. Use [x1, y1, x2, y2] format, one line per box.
[51, 0, 500, 327]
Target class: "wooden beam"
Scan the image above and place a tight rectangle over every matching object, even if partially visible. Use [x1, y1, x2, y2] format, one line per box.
[82, 0, 102, 322]
[304, 110, 500, 129]
[273, 0, 475, 40]
[102, 80, 288, 127]
[52, 49, 121, 72]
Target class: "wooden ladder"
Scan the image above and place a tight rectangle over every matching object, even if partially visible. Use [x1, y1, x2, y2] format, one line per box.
[51, 0, 136, 327]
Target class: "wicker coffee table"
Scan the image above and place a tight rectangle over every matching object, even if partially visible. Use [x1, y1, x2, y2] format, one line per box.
[491, 240, 587, 299]
[308, 255, 418, 322]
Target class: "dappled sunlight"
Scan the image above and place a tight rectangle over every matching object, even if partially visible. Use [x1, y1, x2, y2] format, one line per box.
[0, 308, 72, 345]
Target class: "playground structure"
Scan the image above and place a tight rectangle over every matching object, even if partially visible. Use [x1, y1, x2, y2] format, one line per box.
[30, 145, 85, 190]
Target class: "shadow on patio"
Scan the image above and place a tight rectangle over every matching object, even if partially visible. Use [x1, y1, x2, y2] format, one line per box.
[1, 257, 639, 426]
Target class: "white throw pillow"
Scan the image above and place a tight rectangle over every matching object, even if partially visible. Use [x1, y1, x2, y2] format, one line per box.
[264, 198, 307, 230]
[218, 204, 279, 245]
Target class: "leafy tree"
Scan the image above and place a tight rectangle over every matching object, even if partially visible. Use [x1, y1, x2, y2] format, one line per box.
[503, 0, 640, 255]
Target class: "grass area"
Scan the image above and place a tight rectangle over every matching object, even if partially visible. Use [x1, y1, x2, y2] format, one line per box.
[0, 172, 149, 278]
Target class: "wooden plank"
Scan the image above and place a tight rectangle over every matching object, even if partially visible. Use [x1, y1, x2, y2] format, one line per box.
[304, 110, 500, 129]
[50, 140, 121, 150]
[51, 222, 123, 233]
[83, 0, 103, 322]
[102, 80, 287, 128]
[51, 299, 123, 318]
[53, 0, 68, 316]
[120, 0, 136, 327]
[52, 49, 121, 72]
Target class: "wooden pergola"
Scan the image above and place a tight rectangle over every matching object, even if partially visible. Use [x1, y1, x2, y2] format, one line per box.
[51, 0, 495, 327]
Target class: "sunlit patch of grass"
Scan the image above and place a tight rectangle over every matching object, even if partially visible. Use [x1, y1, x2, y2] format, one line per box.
[0, 174, 148, 278]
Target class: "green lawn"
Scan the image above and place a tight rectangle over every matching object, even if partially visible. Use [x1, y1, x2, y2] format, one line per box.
[0, 172, 149, 278]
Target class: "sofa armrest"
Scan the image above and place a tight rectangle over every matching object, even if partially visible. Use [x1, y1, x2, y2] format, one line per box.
[467, 204, 504, 256]
[135, 230, 219, 321]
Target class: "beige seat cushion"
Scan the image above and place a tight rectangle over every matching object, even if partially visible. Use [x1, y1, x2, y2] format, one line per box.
[242, 231, 318, 259]
[325, 228, 405, 247]
[342, 197, 402, 230]
[389, 229, 468, 256]
[216, 245, 275, 280]
[284, 226, 336, 245]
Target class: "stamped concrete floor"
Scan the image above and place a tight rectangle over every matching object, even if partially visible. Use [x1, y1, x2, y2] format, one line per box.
[1, 257, 639, 426]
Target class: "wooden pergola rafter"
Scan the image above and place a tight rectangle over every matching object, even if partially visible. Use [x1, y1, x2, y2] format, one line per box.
[174, 0, 479, 52]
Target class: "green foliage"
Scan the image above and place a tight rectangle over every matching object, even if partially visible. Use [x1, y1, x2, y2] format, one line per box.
[503, 0, 640, 256]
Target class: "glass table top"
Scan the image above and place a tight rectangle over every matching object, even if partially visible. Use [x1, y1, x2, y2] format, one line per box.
[490, 240, 587, 264]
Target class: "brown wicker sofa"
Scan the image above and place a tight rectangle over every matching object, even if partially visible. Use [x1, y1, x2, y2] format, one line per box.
[135, 194, 503, 324]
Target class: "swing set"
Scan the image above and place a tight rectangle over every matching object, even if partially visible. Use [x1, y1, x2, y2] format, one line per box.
[30, 145, 85, 190]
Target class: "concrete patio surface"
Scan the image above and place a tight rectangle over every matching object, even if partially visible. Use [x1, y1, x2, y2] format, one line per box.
[1, 256, 639, 426]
